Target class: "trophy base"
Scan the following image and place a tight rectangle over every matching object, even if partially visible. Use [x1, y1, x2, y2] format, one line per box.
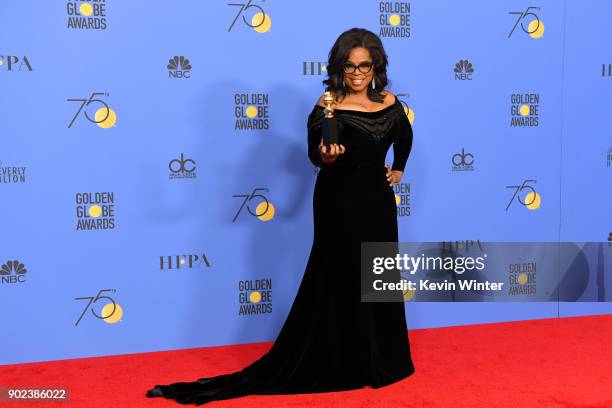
[322, 117, 339, 147]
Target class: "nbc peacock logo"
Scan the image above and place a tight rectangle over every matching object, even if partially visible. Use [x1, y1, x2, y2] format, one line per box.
[167, 56, 192, 79]
[454, 59, 474, 80]
[1, 260, 27, 284]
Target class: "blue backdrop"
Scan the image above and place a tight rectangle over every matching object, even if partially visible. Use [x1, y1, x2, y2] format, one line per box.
[1, 0, 611, 365]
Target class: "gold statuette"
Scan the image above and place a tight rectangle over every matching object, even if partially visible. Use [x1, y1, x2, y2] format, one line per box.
[323, 91, 336, 118]
[321, 91, 339, 147]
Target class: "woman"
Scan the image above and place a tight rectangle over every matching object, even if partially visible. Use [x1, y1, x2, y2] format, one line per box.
[146, 27, 415, 405]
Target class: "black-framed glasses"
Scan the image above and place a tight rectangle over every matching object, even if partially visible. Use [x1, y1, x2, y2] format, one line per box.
[342, 61, 373, 74]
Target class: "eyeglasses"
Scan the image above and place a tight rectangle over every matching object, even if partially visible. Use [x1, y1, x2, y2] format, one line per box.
[342, 61, 373, 74]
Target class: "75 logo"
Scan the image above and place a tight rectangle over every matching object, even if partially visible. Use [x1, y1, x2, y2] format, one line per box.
[232, 187, 275, 222]
[67, 92, 117, 128]
[508, 6, 543, 38]
[74, 289, 123, 326]
[505, 179, 541, 211]
[227, 0, 271, 33]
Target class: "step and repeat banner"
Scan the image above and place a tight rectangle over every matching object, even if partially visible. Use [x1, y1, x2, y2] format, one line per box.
[1, 0, 611, 364]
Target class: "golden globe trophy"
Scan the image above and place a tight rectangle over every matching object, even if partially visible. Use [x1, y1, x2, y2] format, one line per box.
[321, 91, 339, 148]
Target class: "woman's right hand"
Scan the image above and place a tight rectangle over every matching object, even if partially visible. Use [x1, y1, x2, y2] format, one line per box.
[318, 138, 346, 164]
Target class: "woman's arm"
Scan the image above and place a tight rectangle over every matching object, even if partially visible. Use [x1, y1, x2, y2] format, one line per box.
[307, 106, 326, 167]
[391, 108, 413, 173]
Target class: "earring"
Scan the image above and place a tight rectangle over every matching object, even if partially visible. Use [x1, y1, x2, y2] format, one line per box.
[371, 77, 376, 89]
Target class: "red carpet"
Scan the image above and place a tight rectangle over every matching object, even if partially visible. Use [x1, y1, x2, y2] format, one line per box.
[1, 314, 611, 408]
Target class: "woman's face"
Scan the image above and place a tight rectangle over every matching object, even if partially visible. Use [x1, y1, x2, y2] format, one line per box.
[343, 47, 374, 93]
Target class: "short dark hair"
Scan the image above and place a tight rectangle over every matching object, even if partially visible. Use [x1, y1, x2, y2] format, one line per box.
[323, 27, 389, 103]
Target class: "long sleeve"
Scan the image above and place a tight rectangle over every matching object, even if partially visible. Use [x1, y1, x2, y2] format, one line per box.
[391, 109, 413, 172]
[307, 106, 326, 168]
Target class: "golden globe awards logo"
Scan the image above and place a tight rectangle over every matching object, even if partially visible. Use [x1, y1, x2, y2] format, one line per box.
[507, 261, 537, 295]
[394, 182, 411, 216]
[378, 2, 411, 38]
[66, 0, 108, 30]
[238, 278, 272, 315]
[0, 162, 26, 184]
[1, 260, 27, 284]
[0, 55, 32, 72]
[510, 93, 539, 127]
[75, 192, 116, 230]
[234, 93, 269, 130]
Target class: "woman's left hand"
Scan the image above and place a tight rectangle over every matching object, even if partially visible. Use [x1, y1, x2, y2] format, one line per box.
[385, 164, 403, 187]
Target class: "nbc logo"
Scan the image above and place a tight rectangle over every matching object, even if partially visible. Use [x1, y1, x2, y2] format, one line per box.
[167, 56, 192, 79]
[454, 59, 474, 80]
[1, 260, 27, 284]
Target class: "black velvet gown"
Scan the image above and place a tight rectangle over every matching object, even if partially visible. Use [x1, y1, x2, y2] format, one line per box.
[146, 94, 415, 405]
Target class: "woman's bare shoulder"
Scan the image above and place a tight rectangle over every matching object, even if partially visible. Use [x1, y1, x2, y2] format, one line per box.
[381, 90, 396, 106]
